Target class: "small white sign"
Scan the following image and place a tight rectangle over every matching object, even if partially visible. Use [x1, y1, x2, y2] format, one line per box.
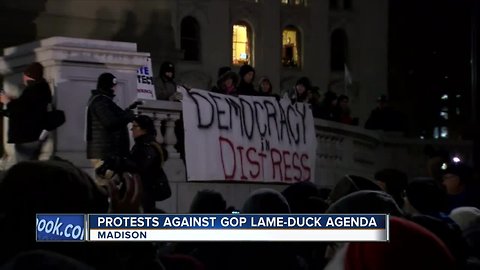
[137, 57, 156, 100]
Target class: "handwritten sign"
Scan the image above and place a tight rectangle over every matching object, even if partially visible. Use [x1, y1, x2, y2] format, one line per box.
[181, 88, 317, 183]
[137, 57, 156, 100]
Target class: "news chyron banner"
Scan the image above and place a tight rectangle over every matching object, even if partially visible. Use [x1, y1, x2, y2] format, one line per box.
[36, 214, 86, 241]
[36, 214, 389, 242]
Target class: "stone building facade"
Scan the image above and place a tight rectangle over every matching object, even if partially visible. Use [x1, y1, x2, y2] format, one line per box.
[27, 0, 388, 124]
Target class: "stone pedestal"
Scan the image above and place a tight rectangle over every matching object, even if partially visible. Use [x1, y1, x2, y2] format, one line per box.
[0, 37, 149, 170]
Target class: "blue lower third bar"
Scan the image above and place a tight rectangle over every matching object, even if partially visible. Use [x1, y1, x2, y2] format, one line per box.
[36, 214, 86, 241]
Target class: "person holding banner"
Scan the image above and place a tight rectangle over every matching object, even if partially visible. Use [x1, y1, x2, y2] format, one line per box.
[237, 64, 258, 96]
[211, 66, 232, 92]
[212, 70, 239, 96]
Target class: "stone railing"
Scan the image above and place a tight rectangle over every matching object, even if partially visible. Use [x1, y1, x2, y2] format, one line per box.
[137, 99, 473, 212]
[313, 118, 473, 187]
[135, 99, 182, 160]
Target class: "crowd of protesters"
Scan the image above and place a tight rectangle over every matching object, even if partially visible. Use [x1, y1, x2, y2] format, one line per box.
[0, 153, 479, 269]
[156, 61, 407, 132]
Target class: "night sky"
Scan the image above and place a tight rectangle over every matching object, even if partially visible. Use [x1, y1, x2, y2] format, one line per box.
[389, 0, 473, 139]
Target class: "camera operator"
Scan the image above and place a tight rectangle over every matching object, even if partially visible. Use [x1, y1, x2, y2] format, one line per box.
[96, 115, 171, 212]
[85, 73, 135, 177]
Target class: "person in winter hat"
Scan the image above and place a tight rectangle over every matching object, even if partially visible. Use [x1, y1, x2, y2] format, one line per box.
[328, 174, 383, 204]
[374, 168, 408, 209]
[190, 190, 227, 214]
[86, 72, 135, 172]
[155, 61, 181, 101]
[450, 206, 480, 231]
[237, 64, 258, 96]
[441, 160, 480, 211]
[242, 188, 291, 214]
[217, 66, 231, 78]
[0, 62, 52, 161]
[324, 217, 455, 270]
[211, 66, 233, 92]
[257, 76, 280, 98]
[404, 178, 450, 220]
[96, 72, 117, 91]
[290, 77, 312, 103]
[327, 190, 404, 216]
[213, 70, 239, 96]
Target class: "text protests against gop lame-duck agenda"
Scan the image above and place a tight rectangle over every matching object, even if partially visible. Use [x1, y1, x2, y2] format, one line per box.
[36, 214, 389, 242]
[180, 88, 317, 182]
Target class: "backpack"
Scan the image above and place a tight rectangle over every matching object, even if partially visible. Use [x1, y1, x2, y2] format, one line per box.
[149, 141, 172, 201]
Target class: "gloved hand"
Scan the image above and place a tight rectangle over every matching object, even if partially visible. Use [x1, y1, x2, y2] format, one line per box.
[169, 92, 183, 101]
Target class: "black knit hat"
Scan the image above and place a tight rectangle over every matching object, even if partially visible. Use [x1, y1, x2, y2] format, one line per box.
[217, 71, 239, 87]
[296, 76, 312, 89]
[24, 62, 44, 81]
[217, 66, 232, 78]
[96, 73, 117, 91]
[327, 190, 404, 216]
[160, 61, 175, 76]
[239, 64, 255, 78]
[190, 190, 227, 214]
[406, 178, 448, 214]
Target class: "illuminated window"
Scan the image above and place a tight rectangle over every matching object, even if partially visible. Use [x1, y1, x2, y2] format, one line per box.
[281, 0, 289, 3]
[282, 26, 301, 68]
[441, 127, 449, 138]
[433, 126, 449, 139]
[232, 23, 252, 65]
[181, 16, 200, 61]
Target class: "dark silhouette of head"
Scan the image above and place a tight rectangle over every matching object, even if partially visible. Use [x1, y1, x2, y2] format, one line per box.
[96, 73, 117, 92]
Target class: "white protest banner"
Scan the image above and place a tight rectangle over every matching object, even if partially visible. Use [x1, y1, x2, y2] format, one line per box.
[180, 88, 317, 183]
[137, 57, 156, 100]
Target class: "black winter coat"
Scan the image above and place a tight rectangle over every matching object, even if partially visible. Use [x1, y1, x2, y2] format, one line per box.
[86, 89, 134, 159]
[237, 81, 258, 96]
[128, 134, 170, 211]
[2, 79, 52, 143]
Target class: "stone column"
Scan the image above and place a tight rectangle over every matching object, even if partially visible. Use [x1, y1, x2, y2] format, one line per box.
[163, 113, 180, 159]
[152, 112, 165, 144]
